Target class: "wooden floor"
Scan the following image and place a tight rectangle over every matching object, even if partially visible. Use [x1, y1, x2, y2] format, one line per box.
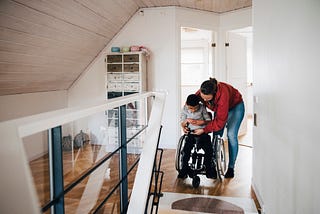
[160, 146, 254, 198]
[29, 122, 260, 213]
[159, 119, 260, 211]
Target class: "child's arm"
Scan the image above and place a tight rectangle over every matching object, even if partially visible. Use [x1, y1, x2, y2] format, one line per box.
[187, 105, 211, 126]
[187, 118, 208, 126]
[180, 106, 189, 133]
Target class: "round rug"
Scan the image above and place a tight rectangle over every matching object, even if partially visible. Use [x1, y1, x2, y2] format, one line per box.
[171, 197, 245, 213]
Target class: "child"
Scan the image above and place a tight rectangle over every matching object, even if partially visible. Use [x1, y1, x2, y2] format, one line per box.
[178, 94, 217, 179]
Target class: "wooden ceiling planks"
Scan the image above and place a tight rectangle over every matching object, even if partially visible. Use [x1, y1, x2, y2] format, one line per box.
[0, 27, 99, 58]
[14, 0, 115, 37]
[134, 0, 251, 13]
[0, 0, 114, 95]
[0, 0, 251, 96]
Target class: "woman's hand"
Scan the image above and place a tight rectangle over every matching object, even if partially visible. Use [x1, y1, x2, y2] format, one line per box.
[192, 128, 204, 135]
[187, 119, 202, 126]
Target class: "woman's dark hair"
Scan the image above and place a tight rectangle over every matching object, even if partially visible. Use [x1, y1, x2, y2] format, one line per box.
[186, 94, 200, 106]
[200, 77, 218, 95]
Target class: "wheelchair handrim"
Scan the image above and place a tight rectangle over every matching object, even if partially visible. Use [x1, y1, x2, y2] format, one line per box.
[216, 139, 227, 178]
[175, 135, 186, 171]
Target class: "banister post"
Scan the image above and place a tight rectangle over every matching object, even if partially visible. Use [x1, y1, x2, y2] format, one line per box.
[50, 126, 65, 214]
[119, 105, 128, 213]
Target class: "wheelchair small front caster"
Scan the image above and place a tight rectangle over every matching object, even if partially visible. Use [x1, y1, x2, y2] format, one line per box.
[192, 175, 200, 188]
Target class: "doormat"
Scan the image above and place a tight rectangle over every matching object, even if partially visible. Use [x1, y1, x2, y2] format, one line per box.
[158, 192, 258, 214]
[172, 197, 244, 213]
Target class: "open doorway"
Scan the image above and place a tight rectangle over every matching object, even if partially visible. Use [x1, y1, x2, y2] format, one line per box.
[179, 26, 253, 146]
[180, 27, 214, 107]
[226, 27, 253, 147]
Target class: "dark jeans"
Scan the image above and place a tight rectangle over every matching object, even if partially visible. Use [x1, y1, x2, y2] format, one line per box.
[181, 133, 213, 172]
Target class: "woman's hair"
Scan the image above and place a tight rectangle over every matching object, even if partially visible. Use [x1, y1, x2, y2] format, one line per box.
[186, 94, 200, 106]
[200, 77, 218, 95]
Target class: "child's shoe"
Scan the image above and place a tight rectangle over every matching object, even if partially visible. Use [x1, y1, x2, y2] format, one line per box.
[177, 171, 187, 179]
[177, 168, 188, 179]
[206, 168, 217, 179]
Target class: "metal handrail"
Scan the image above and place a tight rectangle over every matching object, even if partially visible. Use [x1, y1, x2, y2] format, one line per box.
[127, 92, 166, 213]
[145, 125, 164, 214]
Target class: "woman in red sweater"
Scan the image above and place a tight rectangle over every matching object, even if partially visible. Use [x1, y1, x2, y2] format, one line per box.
[192, 78, 245, 178]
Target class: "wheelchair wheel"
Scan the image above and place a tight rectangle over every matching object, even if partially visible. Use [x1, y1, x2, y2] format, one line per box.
[175, 135, 186, 172]
[216, 138, 227, 180]
[192, 175, 200, 188]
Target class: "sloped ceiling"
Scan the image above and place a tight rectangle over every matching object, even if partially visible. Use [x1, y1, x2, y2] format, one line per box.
[0, 0, 251, 96]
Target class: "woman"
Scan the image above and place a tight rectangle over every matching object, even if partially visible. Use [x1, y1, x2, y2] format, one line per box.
[192, 78, 245, 178]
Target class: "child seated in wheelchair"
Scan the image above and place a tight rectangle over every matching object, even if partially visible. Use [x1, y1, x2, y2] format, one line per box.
[178, 94, 217, 179]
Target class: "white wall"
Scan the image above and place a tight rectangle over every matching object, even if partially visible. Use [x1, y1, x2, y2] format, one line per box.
[105, 7, 178, 148]
[219, 8, 252, 81]
[0, 90, 67, 121]
[252, 0, 320, 213]
[68, 54, 106, 107]
[0, 90, 67, 160]
[67, 6, 252, 149]
[66, 54, 107, 140]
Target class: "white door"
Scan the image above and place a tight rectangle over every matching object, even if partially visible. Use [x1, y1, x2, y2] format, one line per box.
[226, 31, 248, 136]
[180, 27, 214, 107]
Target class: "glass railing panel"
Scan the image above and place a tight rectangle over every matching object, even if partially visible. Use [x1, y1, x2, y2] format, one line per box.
[64, 152, 120, 214]
[126, 98, 147, 154]
[24, 109, 124, 212]
[23, 131, 51, 208]
[95, 191, 121, 214]
[43, 208, 51, 214]
[127, 154, 139, 192]
[95, 153, 121, 213]
[60, 111, 117, 187]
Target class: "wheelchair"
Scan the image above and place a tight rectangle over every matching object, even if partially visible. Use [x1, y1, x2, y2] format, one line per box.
[175, 131, 227, 188]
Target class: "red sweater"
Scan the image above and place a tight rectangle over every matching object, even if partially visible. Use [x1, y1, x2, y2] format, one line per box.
[196, 82, 243, 133]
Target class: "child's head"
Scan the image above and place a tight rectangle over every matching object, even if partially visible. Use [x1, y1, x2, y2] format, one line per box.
[186, 94, 200, 112]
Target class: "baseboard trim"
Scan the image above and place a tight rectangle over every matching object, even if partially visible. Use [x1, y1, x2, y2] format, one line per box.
[252, 179, 266, 214]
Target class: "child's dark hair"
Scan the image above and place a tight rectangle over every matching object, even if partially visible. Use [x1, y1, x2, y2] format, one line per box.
[200, 77, 218, 95]
[186, 94, 200, 106]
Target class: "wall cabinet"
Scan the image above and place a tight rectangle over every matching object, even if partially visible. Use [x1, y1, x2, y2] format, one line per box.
[105, 52, 147, 153]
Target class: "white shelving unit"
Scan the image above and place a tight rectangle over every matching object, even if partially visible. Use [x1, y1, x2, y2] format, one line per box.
[105, 52, 147, 153]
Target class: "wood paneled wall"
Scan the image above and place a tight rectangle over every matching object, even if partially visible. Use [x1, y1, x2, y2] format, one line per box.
[0, 0, 251, 95]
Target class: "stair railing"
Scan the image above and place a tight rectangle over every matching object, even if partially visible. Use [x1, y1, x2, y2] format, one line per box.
[0, 91, 166, 214]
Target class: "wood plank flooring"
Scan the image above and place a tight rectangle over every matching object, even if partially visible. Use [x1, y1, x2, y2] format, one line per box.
[160, 146, 254, 197]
